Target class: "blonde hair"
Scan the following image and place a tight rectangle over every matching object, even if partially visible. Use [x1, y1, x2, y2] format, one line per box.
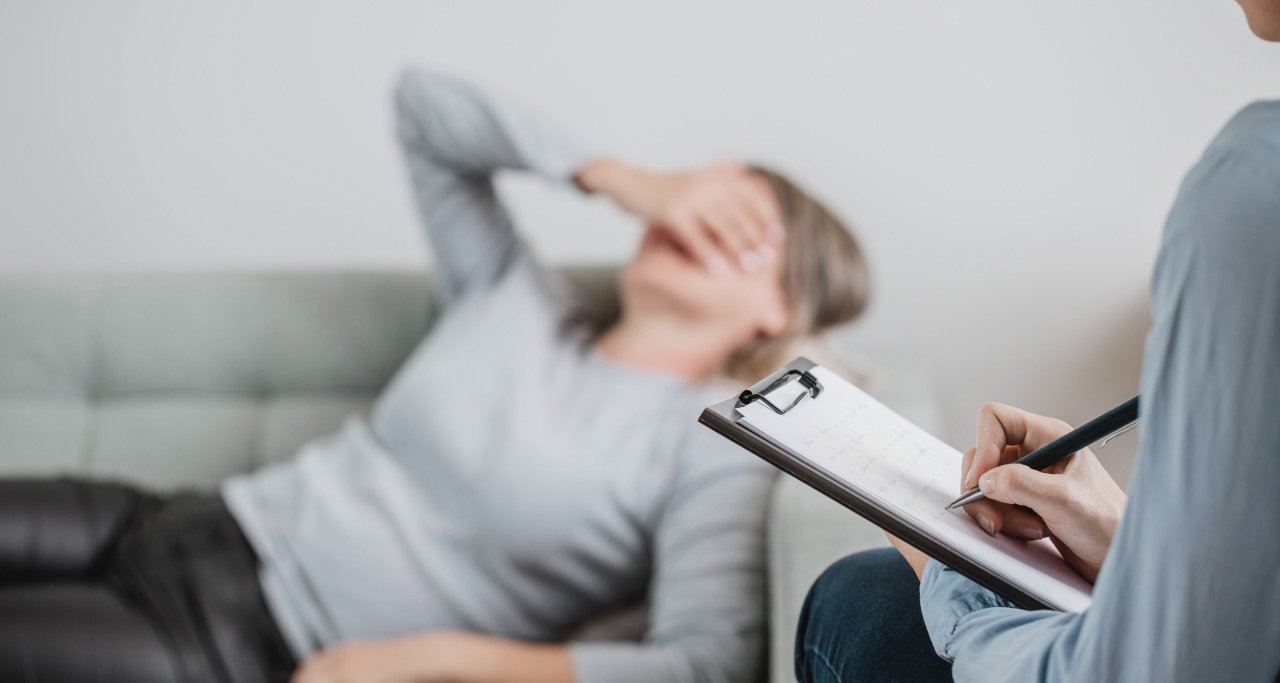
[724, 166, 871, 384]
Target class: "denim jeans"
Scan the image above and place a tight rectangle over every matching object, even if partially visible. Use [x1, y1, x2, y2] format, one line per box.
[795, 548, 953, 682]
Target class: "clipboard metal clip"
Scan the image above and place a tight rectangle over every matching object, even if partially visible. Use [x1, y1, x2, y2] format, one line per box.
[738, 369, 823, 415]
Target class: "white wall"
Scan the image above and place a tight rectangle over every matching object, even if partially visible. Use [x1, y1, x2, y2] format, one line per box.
[3, 1, 1277, 482]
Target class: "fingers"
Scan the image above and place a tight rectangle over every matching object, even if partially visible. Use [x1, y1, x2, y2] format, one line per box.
[700, 203, 759, 270]
[678, 206, 775, 275]
[967, 403, 1072, 489]
[961, 444, 1017, 528]
[665, 212, 730, 276]
[961, 446, 1000, 534]
[963, 497, 1005, 536]
[678, 164, 779, 272]
[968, 403, 1022, 489]
[960, 447, 976, 487]
[999, 506, 1049, 541]
[696, 184, 775, 271]
[736, 182, 783, 243]
[717, 198, 771, 256]
[978, 463, 1079, 520]
[963, 488, 1049, 541]
[965, 501, 1050, 540]
[965, 403, 1076, 539]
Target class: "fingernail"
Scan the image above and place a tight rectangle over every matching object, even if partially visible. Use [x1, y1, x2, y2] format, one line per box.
[962, 465, 976, 490]
[978, 473, 995, 494]
[757, 244, 777, 264]
[739, 250, 762, 272]
[707, 255, 729, 277]
[771, 224, 786, 242]
[975, 511, 996, 536]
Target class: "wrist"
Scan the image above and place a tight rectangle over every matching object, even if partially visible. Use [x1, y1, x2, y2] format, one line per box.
[432, 633, 489, 683]
[575, 158, 660, 218]
[386, 632, 478, 683]
[424, 634, 573, 683]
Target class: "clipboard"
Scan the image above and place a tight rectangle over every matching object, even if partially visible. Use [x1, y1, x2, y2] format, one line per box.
[699, 357, 1086, 612]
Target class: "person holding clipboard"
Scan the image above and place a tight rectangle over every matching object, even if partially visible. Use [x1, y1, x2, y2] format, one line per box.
[796, 3, 1280, 681]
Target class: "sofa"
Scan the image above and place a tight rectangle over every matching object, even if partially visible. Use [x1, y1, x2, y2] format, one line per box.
[0, 268, 940, 683]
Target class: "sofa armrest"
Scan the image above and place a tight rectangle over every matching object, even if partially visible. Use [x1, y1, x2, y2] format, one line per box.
[765, 354, 942, 683]
[767, 477, 887, 682]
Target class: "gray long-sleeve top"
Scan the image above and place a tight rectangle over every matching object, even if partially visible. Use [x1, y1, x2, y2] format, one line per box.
[222, 68, 774, 683]
[919, 101, 1280, 680]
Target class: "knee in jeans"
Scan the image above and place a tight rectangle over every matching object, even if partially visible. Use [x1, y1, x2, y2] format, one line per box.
[815, 553, 877, 599]
[805, 550, 897, 619]
[796, 553, 876, 676]
[795, 549, 923, 682]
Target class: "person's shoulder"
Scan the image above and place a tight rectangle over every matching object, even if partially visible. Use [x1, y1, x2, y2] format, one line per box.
[1165, 101, 1280, 252]
[1155, 101, 1280, 307]
[1212, 100, 1280, 155]
[1191, 100, 1280, 188]
[1194, 100, 1280, 183]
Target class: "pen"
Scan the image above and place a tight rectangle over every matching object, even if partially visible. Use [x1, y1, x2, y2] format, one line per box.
[944, 395, 1140, 510]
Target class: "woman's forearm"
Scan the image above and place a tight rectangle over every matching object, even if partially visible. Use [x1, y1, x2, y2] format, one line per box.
[292, 632, 575, 683]
[574, 158, 650, 214]
[436, 634, 575, 683]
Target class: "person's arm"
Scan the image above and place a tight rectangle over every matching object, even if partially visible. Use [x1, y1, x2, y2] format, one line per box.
[290, 631, 573, 683]
[396, 66, 781, 300]
[907, 131, 1280, 681]
[291, 429, 774, 683]
[393, 67, 597, 302]
[569, 429, 775, 683]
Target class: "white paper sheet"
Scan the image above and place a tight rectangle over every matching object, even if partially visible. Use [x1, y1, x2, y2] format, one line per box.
[738, 366, 1093, 612]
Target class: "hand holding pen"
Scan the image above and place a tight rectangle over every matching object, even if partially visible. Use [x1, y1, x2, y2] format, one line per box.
[950, 399, 1135, 583]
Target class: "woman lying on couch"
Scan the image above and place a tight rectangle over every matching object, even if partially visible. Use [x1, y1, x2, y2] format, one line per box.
[0, 68, 869, 683]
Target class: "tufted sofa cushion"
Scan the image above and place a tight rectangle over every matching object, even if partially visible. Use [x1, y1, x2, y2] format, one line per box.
[0, 268, 619, 490]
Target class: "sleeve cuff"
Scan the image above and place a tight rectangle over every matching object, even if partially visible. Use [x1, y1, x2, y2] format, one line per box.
[542, 138, 608, 190]
[918, 560, 1015, 660]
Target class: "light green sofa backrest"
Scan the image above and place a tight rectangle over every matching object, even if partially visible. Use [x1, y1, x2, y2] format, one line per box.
[0, 268, 619, 491]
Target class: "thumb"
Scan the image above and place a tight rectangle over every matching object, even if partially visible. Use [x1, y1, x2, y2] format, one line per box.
[978, 464, 1076, 518]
